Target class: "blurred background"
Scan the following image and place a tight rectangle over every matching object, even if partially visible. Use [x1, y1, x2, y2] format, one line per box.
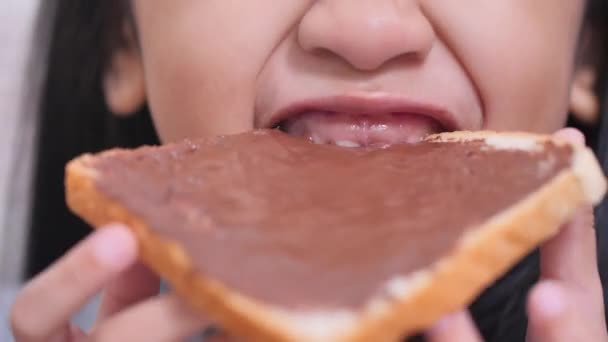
[0, 0, 40, 287]
[1, 1, 41, 340]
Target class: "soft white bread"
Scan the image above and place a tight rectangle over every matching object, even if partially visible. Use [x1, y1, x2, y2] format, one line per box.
[65, 131, 606, 341]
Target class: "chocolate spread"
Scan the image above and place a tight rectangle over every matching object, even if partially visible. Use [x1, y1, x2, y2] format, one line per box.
[88, 130, 572, 311]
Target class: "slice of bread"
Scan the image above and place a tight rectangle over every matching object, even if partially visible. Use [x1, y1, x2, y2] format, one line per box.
[65, 130, 606, 341]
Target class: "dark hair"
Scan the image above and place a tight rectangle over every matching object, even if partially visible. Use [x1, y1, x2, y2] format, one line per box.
[25, 0, 158, 276]
[24, 1, 608, 341]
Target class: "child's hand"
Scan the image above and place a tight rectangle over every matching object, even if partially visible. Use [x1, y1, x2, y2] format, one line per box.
[10, 224, 209, 341]
[427, 128, 608, 342]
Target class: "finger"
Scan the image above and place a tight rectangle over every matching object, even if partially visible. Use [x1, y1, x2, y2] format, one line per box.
[539, 206, 602, 295]
[553, 127, 586, 145]
[426, 311, 482, 342]
[527, 281, 608, 342]
[10, 225, 137, 342]
[91, 294, 208, 342]
[96, 262, 160, 321]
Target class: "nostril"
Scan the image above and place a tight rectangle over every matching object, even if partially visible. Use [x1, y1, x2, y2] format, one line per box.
[308, 46, 342, 62]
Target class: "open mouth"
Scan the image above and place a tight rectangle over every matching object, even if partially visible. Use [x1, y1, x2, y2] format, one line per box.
[267, 95, 459, 148]
[277, 111, 445, 147]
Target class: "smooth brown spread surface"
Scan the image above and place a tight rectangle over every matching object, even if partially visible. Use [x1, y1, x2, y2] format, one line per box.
[87, 130, 572, 311]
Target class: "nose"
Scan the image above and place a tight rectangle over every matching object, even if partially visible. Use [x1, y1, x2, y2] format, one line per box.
[298, 0, 435, 71]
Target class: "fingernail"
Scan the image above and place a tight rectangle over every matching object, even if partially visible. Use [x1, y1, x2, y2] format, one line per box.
[532, 282, 566, 319]
[91, 225, 137, 269]
[556, 128, 585, 145]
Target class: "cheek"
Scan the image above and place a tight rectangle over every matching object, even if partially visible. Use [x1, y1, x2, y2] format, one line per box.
[144, 45, 254, 142]
[426, 0, 585, 133]
[132, 1, 310, 142]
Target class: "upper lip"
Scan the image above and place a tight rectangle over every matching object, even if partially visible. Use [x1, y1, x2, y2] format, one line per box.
[261, 93, 461, 131]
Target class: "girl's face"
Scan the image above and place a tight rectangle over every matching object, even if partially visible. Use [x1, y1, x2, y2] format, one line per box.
[107, 1, 587, 144]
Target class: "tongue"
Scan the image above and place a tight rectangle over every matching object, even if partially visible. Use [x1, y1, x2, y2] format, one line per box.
[282, 112, 443, 147]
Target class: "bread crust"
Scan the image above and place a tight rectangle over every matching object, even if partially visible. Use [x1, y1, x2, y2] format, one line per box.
[65, 131, 606, 341]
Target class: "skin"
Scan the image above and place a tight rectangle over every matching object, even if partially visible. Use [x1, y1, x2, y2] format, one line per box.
[10, 1, 607, 341]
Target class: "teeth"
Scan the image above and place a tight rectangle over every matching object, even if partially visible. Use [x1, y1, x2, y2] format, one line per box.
[334, 140, 361, 148]
[311, 134, 325, 145]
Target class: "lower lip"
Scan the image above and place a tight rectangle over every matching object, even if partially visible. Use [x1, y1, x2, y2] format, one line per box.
[280, 111, 444, 147]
